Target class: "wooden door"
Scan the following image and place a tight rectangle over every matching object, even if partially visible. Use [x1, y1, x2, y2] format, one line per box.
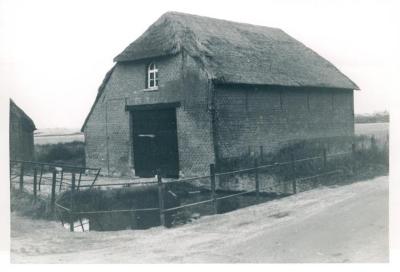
[132, 108, 179, 178]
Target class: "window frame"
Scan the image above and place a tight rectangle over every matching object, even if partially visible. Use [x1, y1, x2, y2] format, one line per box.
[146, 63, 159, 90]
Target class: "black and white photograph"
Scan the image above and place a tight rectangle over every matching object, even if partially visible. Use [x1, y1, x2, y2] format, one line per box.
[1, 0, 399, 266]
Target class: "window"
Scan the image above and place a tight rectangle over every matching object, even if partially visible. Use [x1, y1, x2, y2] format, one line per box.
[147, 63, 158, 89]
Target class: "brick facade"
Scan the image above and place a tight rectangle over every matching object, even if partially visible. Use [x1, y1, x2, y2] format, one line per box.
[213, 85, 354, 192]
[83, 53, 354, 179]
[214, 85, 354, 160]
[84, 53, 215, 177]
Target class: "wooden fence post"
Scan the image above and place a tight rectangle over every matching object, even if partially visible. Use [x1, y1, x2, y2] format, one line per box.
[290, 151, 297, 194]
[79, 218, 85, 232]
[210, 164, 217, 214]
[59, 169, 64, 192]
[70, 172, 76, 232]
[33, 168, 37, 202]
[352, 143, 356, 174]
[77, 169, 82, 191]
[315, 148, 327, 188]
[19, 162, 24, 192]
[51, 169, 57, 214]
[371, 136, 377, 156]
[255, 158, 260, 203]
[157, 169, 165, 227]
[38, 165, 43, 191]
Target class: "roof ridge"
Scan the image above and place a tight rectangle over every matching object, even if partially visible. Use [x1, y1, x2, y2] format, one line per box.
[161, 11, 283, 32]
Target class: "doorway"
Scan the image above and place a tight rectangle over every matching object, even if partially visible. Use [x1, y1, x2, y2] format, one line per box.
[131, 108, 179, 178]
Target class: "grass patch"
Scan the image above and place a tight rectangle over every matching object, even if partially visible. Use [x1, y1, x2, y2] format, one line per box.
[10, 187, 55, 220]
[34, 141, 85, 166]
[217, 135, 388, 190]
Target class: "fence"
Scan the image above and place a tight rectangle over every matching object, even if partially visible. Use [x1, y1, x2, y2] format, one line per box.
[158, 148, 349, 220]
[10, 160, 101, 213]
[10, 135, 387, 232]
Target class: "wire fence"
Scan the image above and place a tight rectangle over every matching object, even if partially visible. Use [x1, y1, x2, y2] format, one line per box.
[10, 135, 388, 232]
[10, 160, 101, 214]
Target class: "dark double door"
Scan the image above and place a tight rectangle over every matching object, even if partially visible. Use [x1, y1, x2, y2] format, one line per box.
[132, 108, 179, 178]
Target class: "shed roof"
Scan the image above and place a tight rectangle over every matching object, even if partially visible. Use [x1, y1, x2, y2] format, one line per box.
[10, 99, 36, 131]
[115, 11, 359, 90]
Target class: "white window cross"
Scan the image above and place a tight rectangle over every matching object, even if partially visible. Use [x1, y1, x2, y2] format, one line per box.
[147, 63, 158, 89]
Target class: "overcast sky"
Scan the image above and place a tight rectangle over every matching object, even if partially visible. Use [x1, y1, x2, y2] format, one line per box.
[1, 0, 399, 129]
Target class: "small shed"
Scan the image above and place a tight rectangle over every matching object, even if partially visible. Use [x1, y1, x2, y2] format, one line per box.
[10, 99, 36, 161]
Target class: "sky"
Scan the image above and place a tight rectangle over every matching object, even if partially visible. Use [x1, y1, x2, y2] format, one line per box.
[1, 0, 399, 129]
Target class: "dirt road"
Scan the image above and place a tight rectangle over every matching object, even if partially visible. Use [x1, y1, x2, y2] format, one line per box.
[11, 176, 388, 263]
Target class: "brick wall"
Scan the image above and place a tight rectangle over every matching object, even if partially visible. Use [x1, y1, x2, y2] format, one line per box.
[214, 85, 354, 160]
[213, 85, 354, 192]
[84, 53, 215, 177]
[176, 54, 215, 176]
[84, 54, 354, 180]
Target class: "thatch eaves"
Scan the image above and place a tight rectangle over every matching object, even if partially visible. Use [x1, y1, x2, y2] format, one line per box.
[115, 11, 359, 90]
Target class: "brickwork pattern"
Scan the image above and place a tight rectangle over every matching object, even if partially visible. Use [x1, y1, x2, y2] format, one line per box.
[214, 85, 354, 160]
[84, 53, 215, 177]
[84, 54, 355, 181]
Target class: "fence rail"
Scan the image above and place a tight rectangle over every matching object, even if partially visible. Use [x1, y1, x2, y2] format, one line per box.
[11, 135, 385, 232]
[10, 160, 100, 171]
[10, 160, 101, 211]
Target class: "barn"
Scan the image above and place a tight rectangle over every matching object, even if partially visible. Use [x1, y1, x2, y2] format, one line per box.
[81, 12, 358, 178]
[10, 99, 36, 161]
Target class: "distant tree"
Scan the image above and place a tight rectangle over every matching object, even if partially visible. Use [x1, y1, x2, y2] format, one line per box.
[355, 111, 389, 123]
[34, 141, 85, 166]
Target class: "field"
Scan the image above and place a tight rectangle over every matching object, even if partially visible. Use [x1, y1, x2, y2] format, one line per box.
[32, 123, 388, 146]
[34, 128, 84, 145]
[33, 128, 85, 165]
[355, 122, 389, 140]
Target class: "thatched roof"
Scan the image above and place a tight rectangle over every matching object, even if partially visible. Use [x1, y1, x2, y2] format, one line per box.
[10, 99, 36, 131]
[115, 12, 359, 90]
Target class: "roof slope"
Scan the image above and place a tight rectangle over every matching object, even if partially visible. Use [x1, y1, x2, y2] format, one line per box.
[10, 99, 36, 131]
[81, 65, 116, 132]
[115, 12, 359, 90]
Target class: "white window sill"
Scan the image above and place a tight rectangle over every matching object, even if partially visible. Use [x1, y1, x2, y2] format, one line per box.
[143, 87, 159, 92]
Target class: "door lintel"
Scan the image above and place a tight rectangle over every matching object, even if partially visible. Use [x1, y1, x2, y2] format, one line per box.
[125, 102, 181, 111]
